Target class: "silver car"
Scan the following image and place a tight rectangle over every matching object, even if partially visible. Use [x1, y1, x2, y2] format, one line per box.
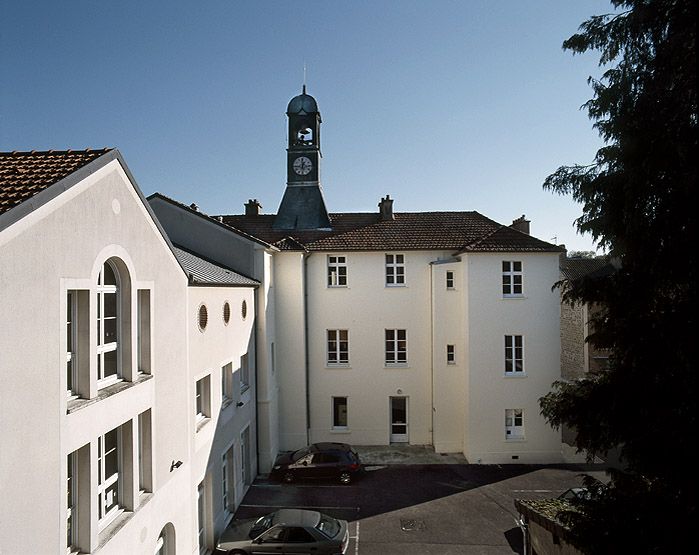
[215, 509, 349, 555]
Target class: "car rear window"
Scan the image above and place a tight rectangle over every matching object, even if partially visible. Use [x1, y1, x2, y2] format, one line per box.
[291, 447, 311, 462]
[316, 515, 340, 538]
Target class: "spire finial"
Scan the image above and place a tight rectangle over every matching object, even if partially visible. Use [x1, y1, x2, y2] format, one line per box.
[303, 62, 307, 94]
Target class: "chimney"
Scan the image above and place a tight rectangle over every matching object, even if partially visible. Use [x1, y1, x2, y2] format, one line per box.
[189, 203, 199, 212]
[510, 215, 530, 235]
[245, 199, 262, 216]
[378, 195, 395, 221]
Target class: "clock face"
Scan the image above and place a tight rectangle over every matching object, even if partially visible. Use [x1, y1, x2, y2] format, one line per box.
[293, 156, 313, 176]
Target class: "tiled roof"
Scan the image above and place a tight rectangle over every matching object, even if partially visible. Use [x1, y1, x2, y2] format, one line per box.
[173, 246, 259, 287]
[0, 149, 112, 216]
[221, 211, 562, 253]
[560, 257, 614, 280]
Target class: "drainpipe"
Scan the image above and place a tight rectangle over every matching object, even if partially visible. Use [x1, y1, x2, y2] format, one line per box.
[303, 252, 312, 445]
[429, 261, 435, 447]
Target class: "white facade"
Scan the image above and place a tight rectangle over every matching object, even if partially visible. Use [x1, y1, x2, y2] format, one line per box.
[0, 152, 258, 555]
[272, 248, 562, 463]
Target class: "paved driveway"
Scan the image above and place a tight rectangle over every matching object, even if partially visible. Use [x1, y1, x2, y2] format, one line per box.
[234, 461, 606, 554]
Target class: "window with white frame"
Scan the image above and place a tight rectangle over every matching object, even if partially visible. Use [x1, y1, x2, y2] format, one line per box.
[138, 410, 152, 493]
[385, 254, 405, 286]
[327, 330, 349, 365]
[195, 376, 211, 426]
[97, 261, 119, 385]
[447, 344, 455, 364]
[97, 427, 121, 528]
[197, 481, 206, 553]
[332, 397, 348, 429]
[222, 445, 236, 514]
[385, 329, 407, 365]
[502, 261, 523, 296]
[67, 452, 76, 551]
[446, 270, 455, 290]
[240, 427, 251, 486]
[505, 409, 524, 439]
[327, 255, 347, 287]
[504, 335, 524, 374]
[67, 291, 77, 396]
[240, 354, 250, 393]
[221, 362, 233, 404]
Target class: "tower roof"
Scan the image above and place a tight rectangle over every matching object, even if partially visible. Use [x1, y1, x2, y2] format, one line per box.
[286, 86, 319, 115]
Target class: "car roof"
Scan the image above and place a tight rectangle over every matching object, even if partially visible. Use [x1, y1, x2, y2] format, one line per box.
[272, 509, 321, 527]
[311, 442, 352, 452]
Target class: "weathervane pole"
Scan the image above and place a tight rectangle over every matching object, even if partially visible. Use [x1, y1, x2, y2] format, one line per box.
[303, 62, 307, 94]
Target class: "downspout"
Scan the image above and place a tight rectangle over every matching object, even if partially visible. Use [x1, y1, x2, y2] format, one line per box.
[253, 284, 260, 476]
[303, 252, 312, 445]
[429, 261, 435, 447]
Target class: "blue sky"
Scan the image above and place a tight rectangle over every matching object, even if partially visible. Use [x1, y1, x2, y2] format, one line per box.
[1, 1, 613, 252]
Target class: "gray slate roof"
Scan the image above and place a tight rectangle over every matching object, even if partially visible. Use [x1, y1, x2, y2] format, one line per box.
[560, 257, 615, 280]
[173, 246, 258, 287]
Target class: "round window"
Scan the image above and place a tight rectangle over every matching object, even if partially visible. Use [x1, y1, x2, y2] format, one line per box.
[198, 304, 208, 331]
[223, 301, 231, 325]
[241, 300, 248, 320]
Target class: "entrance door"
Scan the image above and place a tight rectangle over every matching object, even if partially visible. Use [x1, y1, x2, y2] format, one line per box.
[390, 397, 409, 443]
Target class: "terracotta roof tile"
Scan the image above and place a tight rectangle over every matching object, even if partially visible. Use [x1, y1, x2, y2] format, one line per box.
[221, 211, 562, 253]
[0, 149, 112, 216]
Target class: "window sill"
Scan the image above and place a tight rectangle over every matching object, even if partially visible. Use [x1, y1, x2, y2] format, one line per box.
[505, 437, 526, 442]
[502, 295, 526, 300]
[385, 284, 407, 288]
[326, 363, 351, 369]
[221, 397, 233, 411]
[67, 374, 153, 414]
[327, 285, 348, 289]
[196, 416, 211, 432]
[385, 363, 409, 369]
[503, 373, 527, 378]
[331, 428, 351, 434]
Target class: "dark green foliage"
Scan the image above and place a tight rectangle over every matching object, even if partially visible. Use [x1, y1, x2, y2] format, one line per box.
[541, 1, 696, 551]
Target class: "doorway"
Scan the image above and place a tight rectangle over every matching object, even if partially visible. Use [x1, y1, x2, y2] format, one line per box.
[390, 396, 409, 443]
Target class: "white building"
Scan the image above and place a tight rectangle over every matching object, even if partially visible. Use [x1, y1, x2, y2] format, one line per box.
[0, 89, 565, 554]
[222, 89, 564, 464]
[0, 149, 260, 554]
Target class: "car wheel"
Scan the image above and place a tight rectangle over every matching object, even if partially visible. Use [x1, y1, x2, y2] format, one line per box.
[339, 471, 352, 484]
[283, 471, 295, 483]
[229, 550, 247, 555]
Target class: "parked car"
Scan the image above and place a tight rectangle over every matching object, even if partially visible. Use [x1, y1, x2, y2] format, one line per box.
[270, 442, 362, 484]
[215, 509, 349, 555]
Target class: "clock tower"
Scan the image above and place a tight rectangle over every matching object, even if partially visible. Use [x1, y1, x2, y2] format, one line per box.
[274, 86, 331, 230]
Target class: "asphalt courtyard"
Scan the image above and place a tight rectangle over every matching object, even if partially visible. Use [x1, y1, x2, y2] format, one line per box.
[233, 446, 607, 554]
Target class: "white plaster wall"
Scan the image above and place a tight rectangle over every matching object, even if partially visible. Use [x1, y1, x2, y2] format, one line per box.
[305, 250, 451, 446]
[273, 252, 308, 450]
[0, 160, 196, 554]
[186, 284, 257, 548]
[254, 249, 279, 472]
[431, 260, 467, 453]
[464, 253, 562, 463]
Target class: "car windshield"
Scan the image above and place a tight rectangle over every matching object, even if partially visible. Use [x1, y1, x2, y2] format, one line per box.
[291, 447, 311, 462]
[315, 515, 340, 538]
[249, 514, 274, 539]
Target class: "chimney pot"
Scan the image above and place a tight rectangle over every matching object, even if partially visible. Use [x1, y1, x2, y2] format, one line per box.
[190, 203, 199, 212]
[245, 199, 262, 216]
[510, 215, 530, 235]
[378, 195, 395, 221]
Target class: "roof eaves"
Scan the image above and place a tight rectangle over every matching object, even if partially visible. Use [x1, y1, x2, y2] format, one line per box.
[0, 148, 116, 233]
[147, 192, 278, 250]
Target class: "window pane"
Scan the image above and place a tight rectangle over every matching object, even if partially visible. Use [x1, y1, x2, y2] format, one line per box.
[103, 350, 117, 378]
[513, 261, 522, 272]
[104, 317, 117, 344]
[103, 262, 117, 285]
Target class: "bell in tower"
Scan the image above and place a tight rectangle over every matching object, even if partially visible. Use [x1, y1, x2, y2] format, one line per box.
[273, 86, 331, 231]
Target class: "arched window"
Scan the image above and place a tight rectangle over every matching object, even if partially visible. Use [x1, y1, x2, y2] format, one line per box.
[97, 261, 119, 384]
[155, 523, 176, 555]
